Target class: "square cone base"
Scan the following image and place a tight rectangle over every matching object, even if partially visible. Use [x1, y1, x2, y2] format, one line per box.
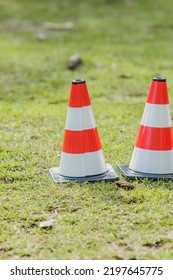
[49, 163, 119, 183]
[118, 164, 173, 180]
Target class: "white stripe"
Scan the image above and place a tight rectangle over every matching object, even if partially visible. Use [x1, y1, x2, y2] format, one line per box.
[59, 150, 107, 177]
[65, 105, 96, 130]
[129, 147, 173, 174]
[141, 103, 171, 127]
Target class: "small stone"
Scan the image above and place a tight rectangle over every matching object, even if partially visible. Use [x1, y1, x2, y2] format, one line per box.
[68, 54, 83, 70]
[95, 62, 102, 68]
[39, 219, 55, 228]
[36, 32, 47, 41]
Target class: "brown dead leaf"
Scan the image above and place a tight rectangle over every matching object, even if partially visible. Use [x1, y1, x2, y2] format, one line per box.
[118, 74, 132, 79]
[115, 181, 135, 190]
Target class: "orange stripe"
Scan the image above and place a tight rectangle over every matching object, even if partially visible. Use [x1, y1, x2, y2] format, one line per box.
[68, 83, 91, 108]
[62, 128, 102, 153]
[135, 125, 173, 150]
[147, 81, 169, 104]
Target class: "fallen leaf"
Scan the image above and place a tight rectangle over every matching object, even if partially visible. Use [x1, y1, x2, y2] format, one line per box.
[118, 74, 132, 79]
[115, 181, 135, 190]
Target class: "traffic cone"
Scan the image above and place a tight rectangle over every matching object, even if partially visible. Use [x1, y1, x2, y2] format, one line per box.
[49, 79, 119, 182]
[118, 77, 173, 179]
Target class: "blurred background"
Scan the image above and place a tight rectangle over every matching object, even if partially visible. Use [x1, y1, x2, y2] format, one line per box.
[1, 0, 173, 260]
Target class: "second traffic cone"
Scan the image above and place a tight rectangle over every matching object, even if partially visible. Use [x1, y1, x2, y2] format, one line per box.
[49, 79, 119, 182]
[118, 77, 173, 179]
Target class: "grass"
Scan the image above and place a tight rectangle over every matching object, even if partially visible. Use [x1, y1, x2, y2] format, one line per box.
[0, 0, 173, 260]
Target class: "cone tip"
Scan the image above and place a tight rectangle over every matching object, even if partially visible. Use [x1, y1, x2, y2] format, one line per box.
[153, 77, 166, 82]
[72, 79, 85, 85]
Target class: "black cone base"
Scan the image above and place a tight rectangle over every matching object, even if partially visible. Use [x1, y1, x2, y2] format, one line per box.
[49, 163, 119, 183]
[118, 164, 173, 180]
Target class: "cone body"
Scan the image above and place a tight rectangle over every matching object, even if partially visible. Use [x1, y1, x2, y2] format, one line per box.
[129, 77, 173, 174]
[59, 80, 107, 177]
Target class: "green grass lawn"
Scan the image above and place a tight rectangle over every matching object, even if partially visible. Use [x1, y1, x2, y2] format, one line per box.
[1, 0, 173, 260]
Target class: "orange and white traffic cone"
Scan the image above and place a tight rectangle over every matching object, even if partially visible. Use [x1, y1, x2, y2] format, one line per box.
[118, 77, 173, 179]
[49, 79, 119, 182]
